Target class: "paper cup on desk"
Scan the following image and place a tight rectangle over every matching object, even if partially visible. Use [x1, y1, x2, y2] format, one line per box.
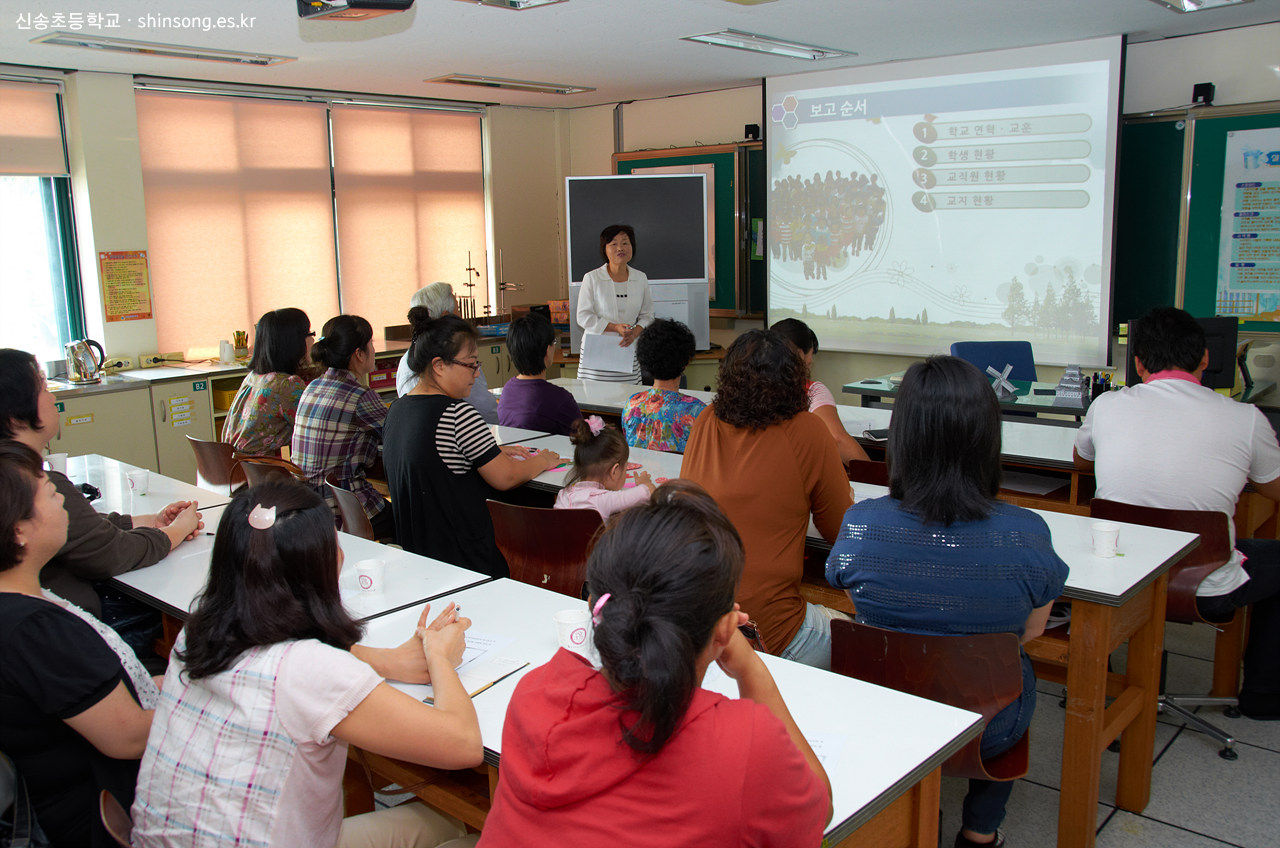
[45, 453, 68, 474]
[354, 559, 385, 592]
[554, 609, 592, 659]
[219, 340, 236, 364]
[126, 469, 149, 495]
[1091, 522, 1120, 558]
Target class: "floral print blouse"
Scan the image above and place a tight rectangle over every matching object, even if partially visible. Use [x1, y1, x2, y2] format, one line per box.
[221, 371, 306, 456]
[622, 388, 706, 453]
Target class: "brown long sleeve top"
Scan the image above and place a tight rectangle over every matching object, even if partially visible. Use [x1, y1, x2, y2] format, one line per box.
[680, 406, 851, 654]
[39, 471, 172, 616]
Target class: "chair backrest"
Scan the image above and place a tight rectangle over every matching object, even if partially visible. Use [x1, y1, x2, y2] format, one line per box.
[235, 455, 306, 489]
[186, 435, 246, 494]
[1089, 498, 1233, 624]
[326, 473, 375, 540]
[830, 619, 1029, 782]
[487, 500, 603, 599]
[98, 790, 132, 848]
[950, 340, 1038, 384]
[847, 459, 889, 486]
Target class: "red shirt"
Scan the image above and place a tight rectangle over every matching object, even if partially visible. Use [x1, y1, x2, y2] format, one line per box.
[479, 649, 828, 847]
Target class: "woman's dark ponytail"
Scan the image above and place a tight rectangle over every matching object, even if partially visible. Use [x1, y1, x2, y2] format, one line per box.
[587, 481, 743, 754]
[311, 314, 372, 371]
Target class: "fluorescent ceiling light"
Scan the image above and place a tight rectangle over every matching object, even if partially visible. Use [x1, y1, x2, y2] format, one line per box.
[1147, 0, 1252, 11]
[31, 31, 295, 66]
[454, 0, 567, 8]
[428, 73, 594, 95]
[683, 29, 850, 60]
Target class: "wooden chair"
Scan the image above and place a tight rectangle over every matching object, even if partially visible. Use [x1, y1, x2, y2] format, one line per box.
[487, 500, 603, 599]
[234, 454, 306, 488]
[186, 435, 246, 495]
[327, 473, 375, 541]
[847, 458, 889, 486]
[831, 619, 1030, 782]
[1089, 498, 1243, 759]
[98, 790, 133, 848]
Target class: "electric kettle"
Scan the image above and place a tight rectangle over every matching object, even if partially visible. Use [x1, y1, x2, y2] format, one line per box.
[64, 339, 106, 384]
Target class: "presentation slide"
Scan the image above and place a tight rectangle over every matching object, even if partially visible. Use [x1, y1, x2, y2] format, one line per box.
[765, 37, 1122, 367]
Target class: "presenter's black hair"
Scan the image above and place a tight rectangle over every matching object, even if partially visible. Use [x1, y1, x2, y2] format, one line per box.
[249, 308, 311, 376]
[310, 315, 373, 371]
[0, 441, 44, 572]
[599, 224, 637, 262]
[506, 313, 556, 376]
[888, 356, 1001, 525]
[1131, 307, 1206, 375]
[770, 318, 820, 355]
[0, 349, 44, 438]
[713, 330, 807, 432]
[565, 418, 628, 486]
[636, 319, 696, 381]
[178, 481, 361, 679]
[406, 312, 478, 378]
[587, 480, 742, 755]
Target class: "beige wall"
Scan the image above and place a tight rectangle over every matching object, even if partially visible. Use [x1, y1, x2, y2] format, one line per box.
[62, 71, 157, 360]
[1123, 22, 1280, 114]
[487, 106, 568, 305]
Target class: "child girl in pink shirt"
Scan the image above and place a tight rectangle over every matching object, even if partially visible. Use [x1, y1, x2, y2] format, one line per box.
[554, 416, 655, 520]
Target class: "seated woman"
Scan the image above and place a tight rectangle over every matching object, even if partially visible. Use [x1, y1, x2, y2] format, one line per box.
[222, 307, 313, 456]
[497, 312, 581, 435]
[771, 318, 870, 466]
[622, 318, 705, 453]
[825, 356, 1068, 848]
[479, 482, 830, 846]
[131, 481, 481, 848]
[0, 441, 155, 848]
[554, 416, 654, 520]
[383, 312, 561, 578]
[1, 349, 200, 655]
[292, 314, 394, 541]
[396, 282, 498, 424]
[681, 330, 852, 670]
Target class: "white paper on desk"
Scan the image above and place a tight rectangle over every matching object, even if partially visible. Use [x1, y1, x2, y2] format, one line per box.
[581, 332, 636, 373]
[455, 631, 514, 673]
[805, 732, 846, 770]
[421, 656, 529, 703]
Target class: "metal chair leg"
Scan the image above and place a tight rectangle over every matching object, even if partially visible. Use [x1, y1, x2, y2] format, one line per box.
[1159, 695, 1238, 760]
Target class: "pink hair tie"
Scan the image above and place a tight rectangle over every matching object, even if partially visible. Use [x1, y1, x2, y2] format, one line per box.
[586, 415, 605, 436]
[592, 593, 611, 625]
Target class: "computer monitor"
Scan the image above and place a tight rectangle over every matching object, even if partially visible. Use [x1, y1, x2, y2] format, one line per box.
[1125, 315, 1239, 390]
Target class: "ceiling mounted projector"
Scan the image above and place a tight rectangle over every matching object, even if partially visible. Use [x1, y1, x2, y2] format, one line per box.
[297, 0, 415, 21]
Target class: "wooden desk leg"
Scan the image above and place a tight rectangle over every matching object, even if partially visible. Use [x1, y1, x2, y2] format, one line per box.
[1115, 574, 1168, 814]
[833, 767, 940, 848]
[1058, 600, 1111, 848]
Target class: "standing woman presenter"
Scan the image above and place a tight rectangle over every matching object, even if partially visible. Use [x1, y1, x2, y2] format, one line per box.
[576, 224, 654, 383]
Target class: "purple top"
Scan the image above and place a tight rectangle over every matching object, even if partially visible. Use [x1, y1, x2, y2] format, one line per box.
[497, 378, 582, 436]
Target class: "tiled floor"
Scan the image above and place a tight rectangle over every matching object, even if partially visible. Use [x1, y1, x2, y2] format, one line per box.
[938, 620, 1280, 847]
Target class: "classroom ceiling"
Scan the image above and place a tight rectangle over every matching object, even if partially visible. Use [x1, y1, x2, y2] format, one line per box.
[2, 0, 1278, 109]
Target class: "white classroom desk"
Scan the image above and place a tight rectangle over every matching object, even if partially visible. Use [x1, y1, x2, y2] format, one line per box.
[360, 578, 983, 844]
[834, 405, 1080, 469]
[508, 433, 685, 493]
[819, 482, 1198, 847]
[488, 424, 548, 445]
[69, 456, 492, 623]
[66, 453, 232, 513]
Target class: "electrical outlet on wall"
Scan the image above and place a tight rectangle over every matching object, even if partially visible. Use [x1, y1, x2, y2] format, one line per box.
[102, 355, 134, 372]
[139, 353, 165, 368]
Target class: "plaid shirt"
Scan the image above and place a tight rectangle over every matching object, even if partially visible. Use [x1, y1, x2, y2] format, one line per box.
[131, 637, 382, 848]
[291, 367, 387, 518]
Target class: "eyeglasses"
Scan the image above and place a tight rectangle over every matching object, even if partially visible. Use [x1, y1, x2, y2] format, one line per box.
[306, 331, 316, 338]
[447, 359, 481, 373]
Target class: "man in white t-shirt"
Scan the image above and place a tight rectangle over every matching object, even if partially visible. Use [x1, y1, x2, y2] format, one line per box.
[1074, 307, 1280, 720]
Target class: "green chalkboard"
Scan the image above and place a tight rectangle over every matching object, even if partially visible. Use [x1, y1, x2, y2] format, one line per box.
[1114, 105, 1280, 331]
[1112, 119, 1186, 328]
[1182, 111, 1280, 332]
